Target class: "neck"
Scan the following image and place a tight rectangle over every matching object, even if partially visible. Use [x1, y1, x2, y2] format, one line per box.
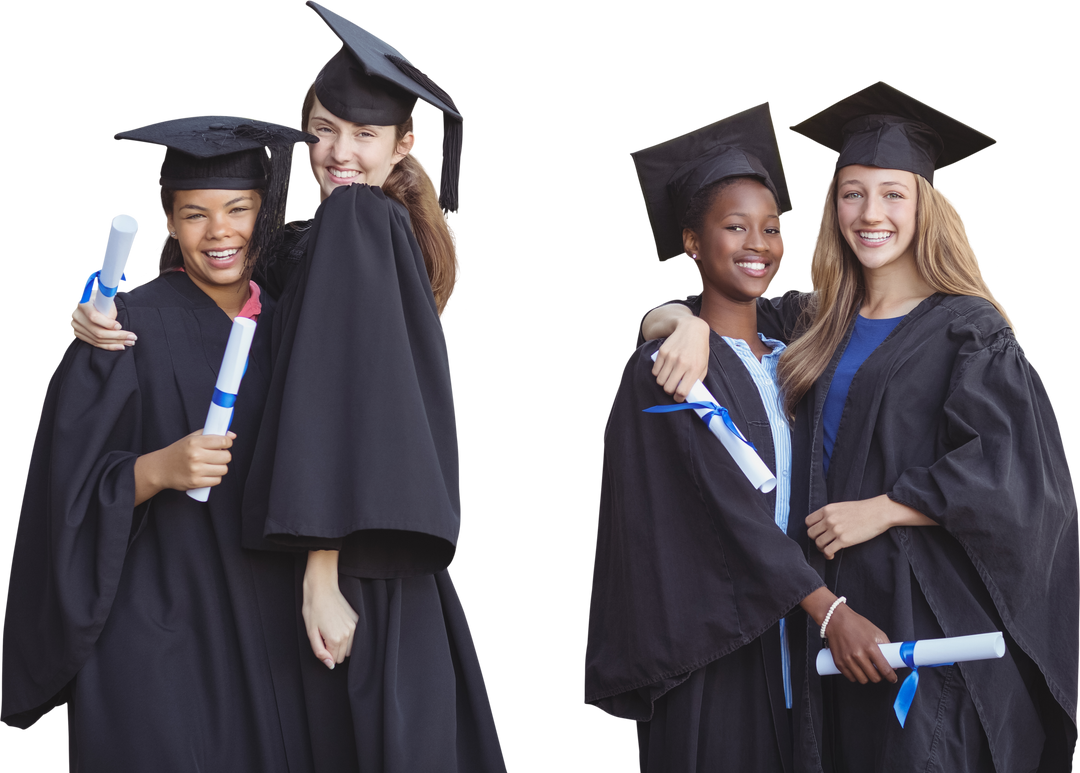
[860, 253, 934, 319]
[699, 291, 766, 357]
[187, 274, 251, 320]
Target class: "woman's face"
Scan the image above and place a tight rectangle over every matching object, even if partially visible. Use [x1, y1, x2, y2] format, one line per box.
[306, 94, 414, 201]
[685, 178, 783, 304]
[166, 188, 260, 292]
[836, 165, 919, 273]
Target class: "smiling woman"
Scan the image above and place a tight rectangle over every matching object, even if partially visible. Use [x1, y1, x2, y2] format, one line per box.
[165, 189, 262, 313]
[0, 117, 320, 772]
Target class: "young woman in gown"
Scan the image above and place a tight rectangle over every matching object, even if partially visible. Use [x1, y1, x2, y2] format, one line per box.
[3, 117, 318, 773]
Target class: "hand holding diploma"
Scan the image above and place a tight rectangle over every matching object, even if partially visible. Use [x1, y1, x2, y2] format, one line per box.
[817, 632, 1007, 727]
[187, 317, 257, 502]
[645, 351, 777, 493]
[80, 215, 137, 314]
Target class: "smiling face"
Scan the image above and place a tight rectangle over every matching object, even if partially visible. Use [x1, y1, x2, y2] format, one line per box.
[166, 189, 260, 295]
[306, 93, 414, 201]
[684, 178, 783, 304]
[836, 165, 919, 273]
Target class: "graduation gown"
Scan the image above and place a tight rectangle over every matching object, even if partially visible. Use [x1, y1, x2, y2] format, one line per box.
[244, 184, 505, 773]
[757, 292, 1078, 773]
[2, 272, 313, 773]
[586, 335, 824, 773]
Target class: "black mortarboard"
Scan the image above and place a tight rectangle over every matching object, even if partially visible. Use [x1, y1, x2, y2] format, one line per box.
[116, 116, 317, 268]
[308, 2, 463, 212]
[632, 104, 791, 261]
[116, 116, 315, 190]
[790, 82, 995, 185]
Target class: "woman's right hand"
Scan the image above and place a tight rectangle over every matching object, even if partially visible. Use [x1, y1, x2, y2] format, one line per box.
[132, 429, 234, 506]
[72, 301, 137, 350]
[822, 604, 898, 685]
[651, 314, 711, 403]
[303, 550, 358, 669]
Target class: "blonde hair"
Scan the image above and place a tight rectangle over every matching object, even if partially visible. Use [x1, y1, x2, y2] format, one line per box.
[778, 174, 1008, 418]
[301, 85, 457, 314]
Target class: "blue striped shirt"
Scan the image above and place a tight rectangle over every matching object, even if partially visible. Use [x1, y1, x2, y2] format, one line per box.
[722, 334, 793, 709]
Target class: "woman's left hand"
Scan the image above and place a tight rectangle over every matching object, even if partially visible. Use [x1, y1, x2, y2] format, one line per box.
[807, 494, 935, 559]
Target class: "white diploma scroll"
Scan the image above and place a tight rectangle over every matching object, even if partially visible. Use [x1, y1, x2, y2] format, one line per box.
[93, 215, 138, 314]
[187, 317, 258, 502]
[815, 632, 1006, 676]
[649, 352, 776, 493]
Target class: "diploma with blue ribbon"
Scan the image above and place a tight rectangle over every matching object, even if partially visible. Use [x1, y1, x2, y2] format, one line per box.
[644, 351, 776, 493]
[816, 631, 1006, 727]
[187, 316, 258, 502]
[80, 215, 138, 314]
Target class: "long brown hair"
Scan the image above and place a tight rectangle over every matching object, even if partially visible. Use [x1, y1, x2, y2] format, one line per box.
[778, 173, 1008, 418]
[302, 85, 457, 314]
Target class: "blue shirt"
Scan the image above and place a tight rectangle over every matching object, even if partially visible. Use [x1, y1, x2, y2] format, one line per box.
[822, 316, 903, 475]
[722, 334, 793, 708]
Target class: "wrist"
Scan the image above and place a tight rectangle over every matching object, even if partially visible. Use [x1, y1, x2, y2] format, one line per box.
[304, 550, 340, 589]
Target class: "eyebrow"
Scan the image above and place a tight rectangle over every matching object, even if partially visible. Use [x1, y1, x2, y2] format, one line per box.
[724, 212, 780, 219]
[178, 195, 253, 212]
[839, 179, 911, 190]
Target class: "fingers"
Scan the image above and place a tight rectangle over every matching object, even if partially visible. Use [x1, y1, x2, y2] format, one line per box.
[869, 646, 898, 684]
[306, 624, 336, 670]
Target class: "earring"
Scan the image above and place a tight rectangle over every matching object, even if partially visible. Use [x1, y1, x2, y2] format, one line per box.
[169, 231, 177, 238]
[691, 253, 698, 259]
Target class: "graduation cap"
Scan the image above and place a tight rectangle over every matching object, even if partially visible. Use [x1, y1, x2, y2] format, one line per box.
[632, 103, 791, 261]
[308, 1, 463, 212]
[116, 116, 315, 189]
[116, 116, 317, 267]
[790, 82, 995, 185]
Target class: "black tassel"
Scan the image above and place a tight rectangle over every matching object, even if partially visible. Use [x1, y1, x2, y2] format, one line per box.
[440, 115, 462, 213]
[246, 143, 292, 274]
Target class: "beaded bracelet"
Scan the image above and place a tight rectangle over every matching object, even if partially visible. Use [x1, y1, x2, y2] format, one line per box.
[820, 596, 847, 640]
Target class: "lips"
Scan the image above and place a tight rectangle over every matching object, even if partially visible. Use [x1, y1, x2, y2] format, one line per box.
[327, 167, 360, 183]
[734, 258, 771, 278]
[857, 230, 893, 245]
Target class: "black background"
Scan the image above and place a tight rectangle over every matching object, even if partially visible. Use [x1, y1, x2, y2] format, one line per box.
[4, 4, 1067, 768]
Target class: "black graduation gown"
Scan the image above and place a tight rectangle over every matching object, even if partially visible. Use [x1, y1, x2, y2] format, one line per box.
[586, 335, 825, 773]
[244, 184, 505, 773]
[758, 293, 1078, 773]
[2, 272, 313, 773]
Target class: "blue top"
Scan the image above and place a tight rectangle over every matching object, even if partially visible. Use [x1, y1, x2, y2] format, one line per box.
[822, 315, 904, 475]
[722, 334, 794, 708]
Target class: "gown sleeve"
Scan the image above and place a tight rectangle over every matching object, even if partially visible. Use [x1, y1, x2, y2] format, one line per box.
[2, 299, 145, 727]
[635, 289, 811, 348]
[245, 184, 459, 579]
[585, 342, 823, 720]
[887, 330, 1078, 719]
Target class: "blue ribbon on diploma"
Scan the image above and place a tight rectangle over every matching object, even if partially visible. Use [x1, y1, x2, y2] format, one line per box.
[212, 388, 237, 409]
[80, 270, 127, 303]
[643, 401, 757, 451]
[893, 641, 954, 727]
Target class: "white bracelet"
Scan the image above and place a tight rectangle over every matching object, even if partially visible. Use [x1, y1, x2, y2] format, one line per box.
[820, 596, 847, 639]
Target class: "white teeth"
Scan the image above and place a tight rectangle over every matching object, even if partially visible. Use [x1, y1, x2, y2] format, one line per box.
[331, 168, 360, 178]
[859, 231, 891, 242]
[736, 261, 766, 270]
[207, 249, 239, 259]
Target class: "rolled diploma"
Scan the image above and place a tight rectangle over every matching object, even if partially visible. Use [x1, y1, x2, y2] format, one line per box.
[93, 215, 138, 314]
[650, 351, 776, 493]
[816, 632, 1006, 676]
[187, 317, 258, 502]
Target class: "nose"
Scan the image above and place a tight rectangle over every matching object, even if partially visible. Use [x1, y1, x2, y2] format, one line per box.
[207, 211, 233, 240]
[861, 195, 884, 224]
[743, 227, 767, 253]
[328, 133, 356, 164]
